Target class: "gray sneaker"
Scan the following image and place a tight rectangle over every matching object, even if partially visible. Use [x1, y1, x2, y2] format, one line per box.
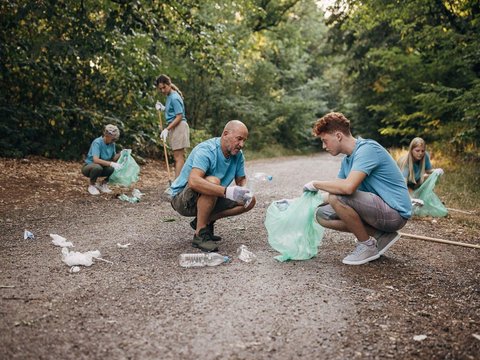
[375, 231, 401, 255]
[342, 241, 380, 265]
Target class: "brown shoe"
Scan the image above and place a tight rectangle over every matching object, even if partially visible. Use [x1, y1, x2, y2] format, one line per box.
[192, 227, 219, 252]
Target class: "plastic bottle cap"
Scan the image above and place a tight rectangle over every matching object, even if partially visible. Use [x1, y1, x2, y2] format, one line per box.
[267, 176, 273, 181]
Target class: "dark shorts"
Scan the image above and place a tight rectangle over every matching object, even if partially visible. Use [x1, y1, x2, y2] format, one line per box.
[315, 190, 408, 233]
[171, 185, 238, 217]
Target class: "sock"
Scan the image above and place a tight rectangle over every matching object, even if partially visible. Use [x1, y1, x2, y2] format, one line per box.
[360, 237, 376, 247]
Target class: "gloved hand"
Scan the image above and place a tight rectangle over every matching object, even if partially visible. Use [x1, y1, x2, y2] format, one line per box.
[411, 198, 424, 207]
[225, 186, 251, 203]
[160, 129, 169, 142]
[155, 101, 165, 111]
[110, 162, 122, 170]
[303, 181, 317, 192]
[243, 191, 254, 207]
[434, 168, 444, 176]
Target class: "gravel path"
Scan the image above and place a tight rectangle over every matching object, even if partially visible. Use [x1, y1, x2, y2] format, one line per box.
[1, 154, 478, 359]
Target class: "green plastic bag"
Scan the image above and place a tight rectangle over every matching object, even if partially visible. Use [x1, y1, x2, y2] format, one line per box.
[265, 192, 325, 262]
[412, 171, 448, 217]
[109, 150, 140, 187]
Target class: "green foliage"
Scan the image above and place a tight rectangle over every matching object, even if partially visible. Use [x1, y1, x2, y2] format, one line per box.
[327, 0, 480, 156]
[4, 0, 476, 162]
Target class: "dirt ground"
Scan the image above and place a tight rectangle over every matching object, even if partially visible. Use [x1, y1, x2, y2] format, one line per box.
[0, 154, 479, 360]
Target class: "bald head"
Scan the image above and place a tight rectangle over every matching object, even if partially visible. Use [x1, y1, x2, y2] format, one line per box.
[221, 120, 248, 157]
[224, 120, 248, 134]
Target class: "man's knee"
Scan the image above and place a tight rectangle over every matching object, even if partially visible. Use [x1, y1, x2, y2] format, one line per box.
[315, 206, 330, 224]
[315, 204, 338, 225]
[205, 176, 221, 185]
[328, 194, 343, 206]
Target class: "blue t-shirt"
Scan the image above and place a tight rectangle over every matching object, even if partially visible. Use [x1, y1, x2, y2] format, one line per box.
[170, 137, 246, 196]
[85, 137, 116, 165]
[165, 91, 186, 124]
[401, 152, 432, 183]
[338, 138, 412, 219]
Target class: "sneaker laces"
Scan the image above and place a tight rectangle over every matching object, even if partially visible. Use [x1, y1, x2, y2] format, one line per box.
[350, 243, 370, 256]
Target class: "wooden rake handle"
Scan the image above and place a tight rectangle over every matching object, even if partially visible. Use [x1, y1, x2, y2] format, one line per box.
[157, 110, 172, 184]
[399, 232, 480, 249]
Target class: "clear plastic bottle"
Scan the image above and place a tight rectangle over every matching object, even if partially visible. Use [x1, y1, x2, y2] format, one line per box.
[248, 172, 273, 193]
[179, 253, 230, 268]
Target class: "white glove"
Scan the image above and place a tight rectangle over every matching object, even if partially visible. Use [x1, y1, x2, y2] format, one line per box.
[303, 181, 317, 192]
[434, 168, 444, 176]
[155, 101, 165, 111]
[110, 162, 122, 170]
[160, 129, 169, 142]
[225, 186, 251, 203]
[411, 198, 424, 207]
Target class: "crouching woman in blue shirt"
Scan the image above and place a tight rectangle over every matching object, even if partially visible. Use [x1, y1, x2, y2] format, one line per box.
[81, 124, 122, 196]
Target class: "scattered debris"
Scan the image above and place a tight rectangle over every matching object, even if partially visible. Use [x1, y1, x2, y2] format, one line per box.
[70, 266, 81, 273]
[50, 234, 73, 248]
[117, 243, 131, 248]
[14, 314, 50, 327]
[23, 230, 35, 240]
[118, 188, 144, 203]
[237, 245, 257, 263]
[413, 335, 427, 341]
[61, 248, 101, 267]
[95, 257, 114, 264]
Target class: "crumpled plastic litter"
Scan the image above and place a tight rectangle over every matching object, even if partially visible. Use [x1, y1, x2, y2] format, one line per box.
[413, 335, 427, 341]
[62, 248, 101, 267]
[118, 188, 144, 203]
[50, 234, 74, 247]
[237, 245, 257, 262]
[117, 243, 131, 248]
[70, 266, 81, 273]
[24, 230, 35, 240]
[132, 188, 144, 199]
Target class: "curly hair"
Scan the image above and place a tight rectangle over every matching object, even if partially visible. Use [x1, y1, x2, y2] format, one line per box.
[312, 112, 351, 136]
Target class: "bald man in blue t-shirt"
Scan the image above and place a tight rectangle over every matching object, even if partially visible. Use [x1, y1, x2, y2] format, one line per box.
[169, 120, 256, 252]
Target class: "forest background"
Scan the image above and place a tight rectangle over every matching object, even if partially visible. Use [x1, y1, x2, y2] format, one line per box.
[1, 0, 479, 206]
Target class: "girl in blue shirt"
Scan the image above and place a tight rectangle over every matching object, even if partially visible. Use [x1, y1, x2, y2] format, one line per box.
[155, 74, 190, 179]
[397, 137, 442, 193]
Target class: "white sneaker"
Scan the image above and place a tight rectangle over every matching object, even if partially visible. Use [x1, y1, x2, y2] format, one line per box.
[96, 183, 112, 193]
[88, 185, 100, 195]
[342, 241, 380, 265]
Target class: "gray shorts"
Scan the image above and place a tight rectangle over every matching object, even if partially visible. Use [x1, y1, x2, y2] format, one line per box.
[315, 190, 407, 232]
[168, 121, 190, 151]
[171, 185, 238, 217]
